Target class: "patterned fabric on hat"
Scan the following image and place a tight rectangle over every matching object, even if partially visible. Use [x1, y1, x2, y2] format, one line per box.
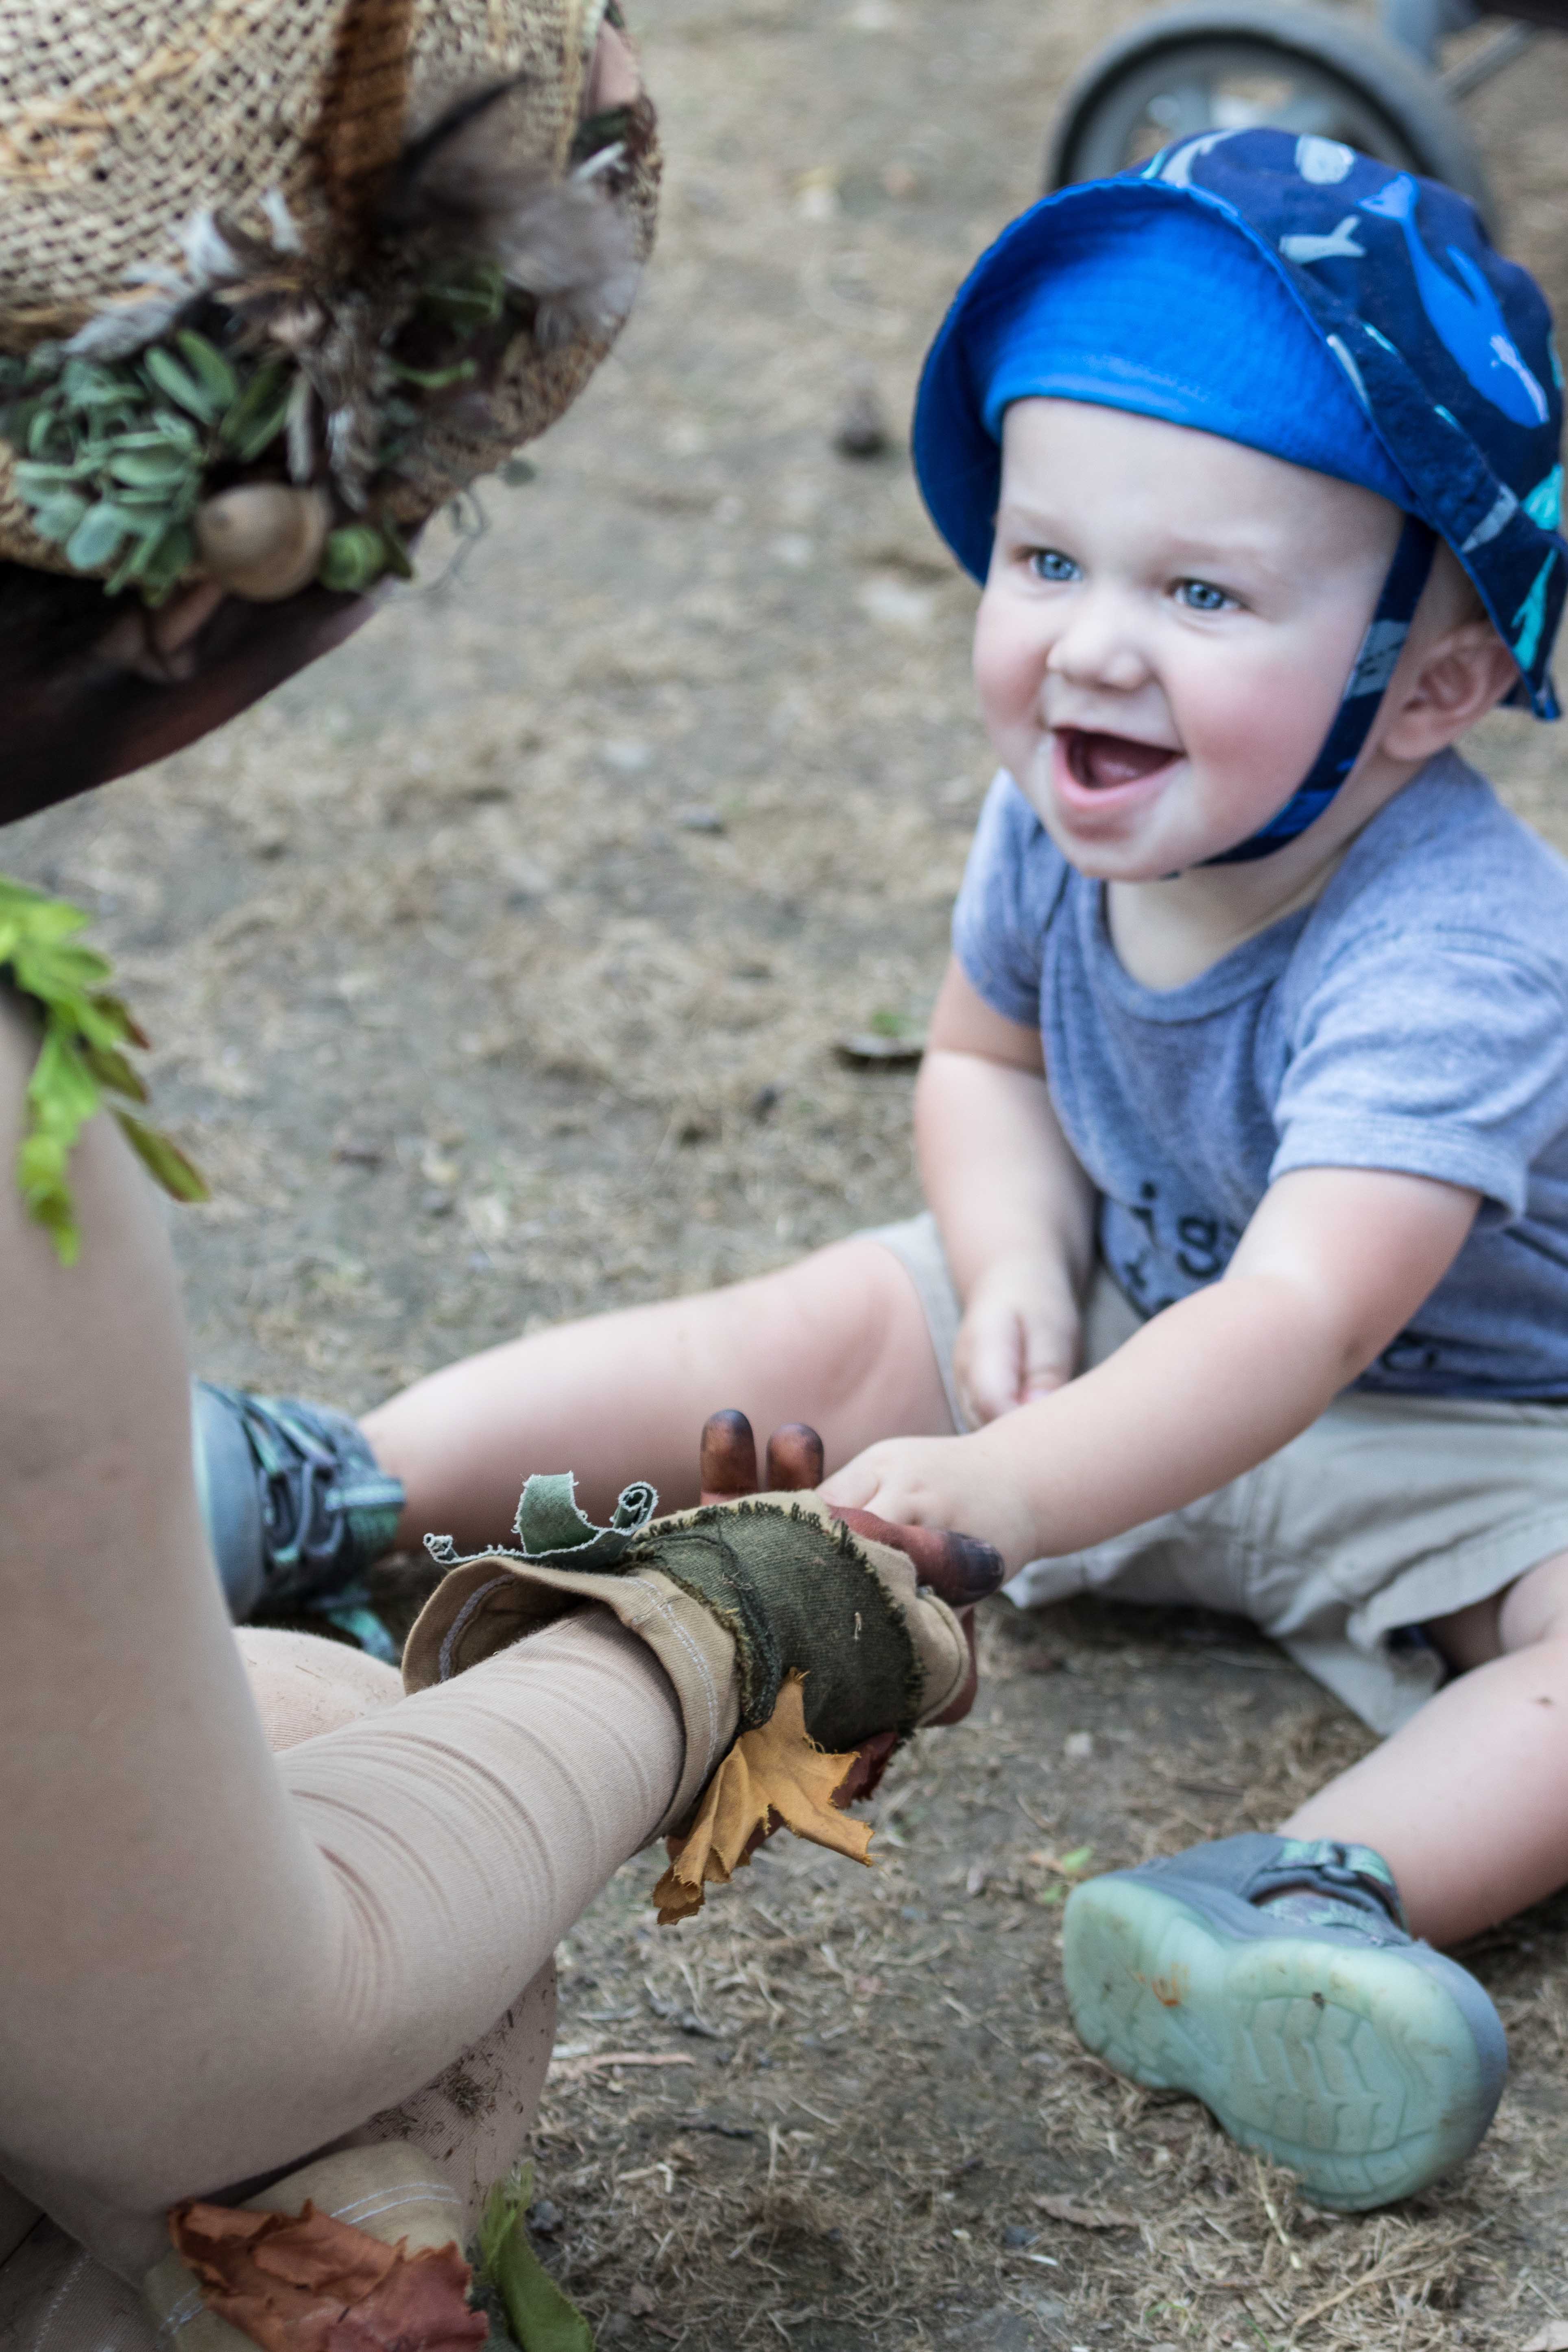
[973, 198, 1409, 510]
[915, 127, 1564, 717]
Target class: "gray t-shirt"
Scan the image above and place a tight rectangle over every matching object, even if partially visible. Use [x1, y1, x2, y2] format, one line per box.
[951, 751, 1568, 1399]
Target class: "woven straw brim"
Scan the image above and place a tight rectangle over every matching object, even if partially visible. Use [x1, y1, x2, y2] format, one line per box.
[0, 0, 657, 572]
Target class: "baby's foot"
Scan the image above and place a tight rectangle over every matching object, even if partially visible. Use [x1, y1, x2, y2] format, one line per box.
[1061, 1833, 1506, 2210]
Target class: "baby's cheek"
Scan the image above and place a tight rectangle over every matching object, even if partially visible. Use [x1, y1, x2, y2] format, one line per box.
[973, 622, 1038, 763]
[1189, 657, 1337, 798]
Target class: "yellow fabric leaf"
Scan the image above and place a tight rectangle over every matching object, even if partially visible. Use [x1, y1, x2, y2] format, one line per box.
[652, 1673, 872, 1925]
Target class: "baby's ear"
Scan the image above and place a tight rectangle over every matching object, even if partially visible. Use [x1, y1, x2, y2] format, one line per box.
[1379, 620, 1520, 761]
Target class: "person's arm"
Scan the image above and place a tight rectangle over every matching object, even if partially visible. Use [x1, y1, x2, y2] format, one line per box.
[822, 1162, 1481, 1569]
[918, 957, 1097, 1425]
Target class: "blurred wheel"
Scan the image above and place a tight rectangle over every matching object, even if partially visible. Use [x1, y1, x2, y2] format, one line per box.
[1046, 0, 1492, 216]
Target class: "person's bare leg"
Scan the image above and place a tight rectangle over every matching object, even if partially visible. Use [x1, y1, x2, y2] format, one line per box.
[0, 991, 688, 2274]
[364, 1237, 954, 1553]
[1280, 1549, 1568, 1946]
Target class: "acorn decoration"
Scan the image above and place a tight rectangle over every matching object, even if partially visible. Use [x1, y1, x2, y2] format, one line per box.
[194, 484, 332, 601]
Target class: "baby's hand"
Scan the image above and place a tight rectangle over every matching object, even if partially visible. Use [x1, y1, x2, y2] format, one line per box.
[820, 1427, 1041, 1577]
[953, 1252, 1081, 1428]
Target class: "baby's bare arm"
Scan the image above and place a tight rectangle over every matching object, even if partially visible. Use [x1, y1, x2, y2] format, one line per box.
[824, 1163, 1481, 1567]
[917, 958, 1095, 1424]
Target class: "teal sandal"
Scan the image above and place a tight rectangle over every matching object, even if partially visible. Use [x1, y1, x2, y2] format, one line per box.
[1062, 1834, 1506, 2210]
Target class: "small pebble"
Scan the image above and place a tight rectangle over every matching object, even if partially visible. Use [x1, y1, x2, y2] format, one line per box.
[750, 1083, 781, 1120]
[421, 1187, 455, 1217]
[1063, 1730, 1095, 1761]
[834, 378, 890, 459]
[676, 804, 724, 833]
[835, 1030, 925, 1068]
[1002, 2223, 1036, 2249]
[527, 2198, 561, 2236]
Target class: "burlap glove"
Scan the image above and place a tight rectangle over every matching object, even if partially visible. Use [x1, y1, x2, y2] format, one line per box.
[403, 1428, 1003, 1838]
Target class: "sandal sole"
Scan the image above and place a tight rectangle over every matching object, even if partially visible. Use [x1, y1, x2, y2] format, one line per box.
[1062, 1872, 1505, 2209]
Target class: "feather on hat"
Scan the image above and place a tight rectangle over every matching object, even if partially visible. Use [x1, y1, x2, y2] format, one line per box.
[0, 0, 659, 599]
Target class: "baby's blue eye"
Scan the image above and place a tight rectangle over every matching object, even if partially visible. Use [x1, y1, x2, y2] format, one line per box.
[1029, 548, 1078, 582]
[1176, 578, 1232, 612]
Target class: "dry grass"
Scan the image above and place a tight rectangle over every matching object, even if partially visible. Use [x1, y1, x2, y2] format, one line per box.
[5, 0, 1568, 2343]
[494, 1601, 1568, 2352]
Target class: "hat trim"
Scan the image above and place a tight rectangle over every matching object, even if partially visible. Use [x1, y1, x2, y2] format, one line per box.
[914, 170, 1562, 719]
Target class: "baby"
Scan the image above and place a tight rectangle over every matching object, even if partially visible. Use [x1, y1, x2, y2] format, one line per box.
[200, 130, 1568, 2212]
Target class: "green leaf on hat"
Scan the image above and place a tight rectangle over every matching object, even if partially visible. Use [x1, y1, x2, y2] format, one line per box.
[65, 500, 131, 570]
[144, 345, 220, 422]
[175, 329, 239, 410]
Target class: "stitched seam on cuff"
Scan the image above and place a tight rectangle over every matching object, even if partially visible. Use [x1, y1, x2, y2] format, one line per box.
[437, 1573, 514, 1680]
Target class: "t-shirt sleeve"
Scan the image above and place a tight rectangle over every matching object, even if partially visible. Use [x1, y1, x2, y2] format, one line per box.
[1271, 923, 1568, 1222]
[950, 771, 1056, 1030]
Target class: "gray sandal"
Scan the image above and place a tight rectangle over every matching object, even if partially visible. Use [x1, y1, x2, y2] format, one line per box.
[1062, 1833, 1507, 2210]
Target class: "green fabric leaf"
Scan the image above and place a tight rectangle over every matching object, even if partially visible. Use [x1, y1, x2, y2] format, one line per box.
[512, 1472, 659, 1562]
[477, 2169, 593, 2352]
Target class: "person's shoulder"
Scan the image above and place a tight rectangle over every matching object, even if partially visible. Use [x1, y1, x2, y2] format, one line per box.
[1305, 750, 1568, 983]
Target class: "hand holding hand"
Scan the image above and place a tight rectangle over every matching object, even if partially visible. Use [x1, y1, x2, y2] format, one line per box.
[820, 1424, 1042, 1580]
[699, 1409, 1001, 1748]
[952, 1251, 1082, 1428]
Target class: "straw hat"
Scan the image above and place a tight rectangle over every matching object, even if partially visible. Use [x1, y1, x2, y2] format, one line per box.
[0, 0, 659, 596]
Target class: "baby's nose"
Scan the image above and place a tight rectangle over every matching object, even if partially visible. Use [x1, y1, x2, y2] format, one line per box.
[1045, 586, 1151, 694]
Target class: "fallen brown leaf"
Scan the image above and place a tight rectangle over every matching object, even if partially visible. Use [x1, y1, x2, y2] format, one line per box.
[1032, 2194, 1141, 2231]
[653, 1672, 872, 1924]
[168, 2199, 486, 2352]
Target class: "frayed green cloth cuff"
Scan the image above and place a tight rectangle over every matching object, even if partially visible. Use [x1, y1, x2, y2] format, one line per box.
[0, 873, 207, 1263]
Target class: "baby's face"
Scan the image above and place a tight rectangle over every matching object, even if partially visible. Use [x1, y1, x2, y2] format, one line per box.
[974, 399, 1403, 877]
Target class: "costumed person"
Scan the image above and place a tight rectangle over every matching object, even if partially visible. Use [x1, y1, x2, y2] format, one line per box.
[0, 7, 1005, 2346]
[207, 130, 1568, 2213]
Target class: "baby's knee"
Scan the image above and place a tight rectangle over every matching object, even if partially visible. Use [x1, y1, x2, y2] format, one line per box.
[236, 1626, 402, 1750]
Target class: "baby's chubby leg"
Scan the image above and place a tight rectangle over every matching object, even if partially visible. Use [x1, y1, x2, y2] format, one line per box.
[365, 1236, 956, 1554]
[1282, 1549, 1568, 1946]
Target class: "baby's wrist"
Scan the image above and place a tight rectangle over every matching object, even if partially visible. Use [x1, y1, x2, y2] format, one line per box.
[958, 1412, 1063, 1571]
[958, 1241, 1080, 1311]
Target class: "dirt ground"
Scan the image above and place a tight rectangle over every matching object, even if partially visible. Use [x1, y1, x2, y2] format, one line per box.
[9, 0, 1568, 2343]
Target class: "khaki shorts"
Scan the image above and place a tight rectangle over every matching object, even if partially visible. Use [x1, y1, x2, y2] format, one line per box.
[864, 1211, 1568, 1735]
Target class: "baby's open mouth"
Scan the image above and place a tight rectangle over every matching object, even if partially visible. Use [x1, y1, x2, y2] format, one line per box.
[1058, 728, 1179, 790]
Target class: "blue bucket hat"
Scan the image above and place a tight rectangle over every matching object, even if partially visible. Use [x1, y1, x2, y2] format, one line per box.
[914, 128, 1565, 862]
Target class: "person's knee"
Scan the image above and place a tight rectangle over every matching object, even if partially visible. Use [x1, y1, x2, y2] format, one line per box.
[237, 1627, 403, 1750]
